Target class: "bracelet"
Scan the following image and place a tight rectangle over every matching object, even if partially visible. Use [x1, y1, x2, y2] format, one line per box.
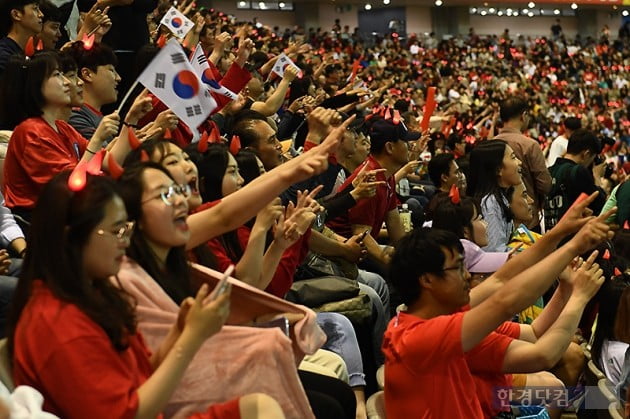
[123, 121, 138, 129]
[85, 148, 98, 155]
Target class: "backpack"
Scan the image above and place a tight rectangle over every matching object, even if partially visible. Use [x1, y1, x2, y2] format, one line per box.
[544, 162, 578, 231]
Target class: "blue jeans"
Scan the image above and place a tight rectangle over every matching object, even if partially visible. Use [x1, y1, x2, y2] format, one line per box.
[357, 269, 390, 366]
[316, 312, 366, 388]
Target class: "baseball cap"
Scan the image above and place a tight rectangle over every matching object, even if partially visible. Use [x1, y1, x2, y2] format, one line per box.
[368, 119, 421, 150]
[461, 239, 508, 273]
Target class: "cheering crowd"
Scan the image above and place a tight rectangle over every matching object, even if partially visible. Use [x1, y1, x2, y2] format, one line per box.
[0, 0, 626, 417]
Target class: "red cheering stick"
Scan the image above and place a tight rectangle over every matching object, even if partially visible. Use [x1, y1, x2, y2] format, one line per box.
[559, 193, 589, 222]
[140, 150, 150, 162]
[603, 249, 611, 260]
[163, 128, 172, 140]
[419, 87, 436, 132]
[614, 267, 623, 277]
[624, 221, 629, 230]
[35, 39, 44, 51]
[384, 107, 391, 121]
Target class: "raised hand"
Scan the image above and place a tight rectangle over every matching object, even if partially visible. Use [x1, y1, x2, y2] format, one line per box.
[183, 283, 231, 343]
[254, 198, 284, 232]
[282, 115, 356, 183]
[570, 250, 605, 303]
[93, 112, 121, 143]
[567, 208, 616, 255]
[126, 89, 153, 125]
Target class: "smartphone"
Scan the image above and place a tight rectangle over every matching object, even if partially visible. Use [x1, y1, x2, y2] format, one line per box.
[359, 229, 370, 242]
[254, 317, 290, 337]
[212, 264, 234, 300]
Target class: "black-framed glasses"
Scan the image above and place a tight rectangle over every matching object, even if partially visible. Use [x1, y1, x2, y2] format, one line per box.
[96, 221, 135, 242]
[142, 184, 191, 206]
[439, 262, 467, 277]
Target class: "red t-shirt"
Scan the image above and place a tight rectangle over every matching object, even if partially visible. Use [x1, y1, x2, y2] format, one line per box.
[13, 281, 243, 419]
[326, 155, 399, 239]
[4, 117, 88, 209]
[382, 311, 488, 418]
[204, 217, 311, 297]
[466, 321, 520, 418]
[12, 281, 154, 419]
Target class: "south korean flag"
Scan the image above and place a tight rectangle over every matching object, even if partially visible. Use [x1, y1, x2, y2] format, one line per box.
[160, 7, 194, 39]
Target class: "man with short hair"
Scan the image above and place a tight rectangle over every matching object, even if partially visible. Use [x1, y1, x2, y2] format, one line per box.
[37, 0, 61, 49]
[384, 199, 612, 417]
[0, 0, 43, 73]
[495, 97, 552, 229]
[546, 116, 581, 167]
[545, 129, 606, 229]
[427, 153, 463, 193]
[328, 119, 418, 266]
[66, 42, 121, 142]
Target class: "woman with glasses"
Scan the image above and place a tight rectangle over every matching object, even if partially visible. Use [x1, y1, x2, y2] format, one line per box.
[7, 171, 285, 419]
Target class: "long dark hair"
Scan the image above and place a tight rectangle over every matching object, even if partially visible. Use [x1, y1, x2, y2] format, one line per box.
[592, 277, 630, 369]
[468, 140, 514, 221]
[117, 163, 193, 305]
[190, 144, 246, 262]
[428, 192, 480, 241]
[0, 51, 61, 129]
[235, 150, 263, 186]
[7, 172, 137, 355]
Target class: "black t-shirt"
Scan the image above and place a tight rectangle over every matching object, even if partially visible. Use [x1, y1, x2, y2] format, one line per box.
[0, 37, 23, 74]
[551, 158, 606, 215]
[551, 24, 562, 36]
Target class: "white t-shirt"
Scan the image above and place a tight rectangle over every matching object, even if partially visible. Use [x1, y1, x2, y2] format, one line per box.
[601, 339, 629, 387]
[546, 135, 568, 167]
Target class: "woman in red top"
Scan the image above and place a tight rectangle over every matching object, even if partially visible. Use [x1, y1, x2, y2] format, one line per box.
[0, 51, 137, 226]
[8, 172, 284, 419]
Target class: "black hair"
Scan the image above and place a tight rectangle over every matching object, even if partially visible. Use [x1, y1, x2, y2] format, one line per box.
[428, 153, 455, 188]
[230, 109, 269, 148]
[0, 0, 39, 36]
[390, 228, 464, 305]
[7, 172, 136, 356]
[499, 97, 529, 122]
[592, 278, 630, 368]
[235, 149, 262, 186]
[468, 140, 514, 221]
[117, 162, 194, 305]
[563, 117, 582, 132]
[57, 50, 77, 73]
[0, 50, 60, 129]
[446, 133, 464, 151]
[428, 193, 480, 241]
[39, 0, 61, 23]
[188, 143, 247, 262]
[566, 129, 601, 155]
[64, 40, 117, 74]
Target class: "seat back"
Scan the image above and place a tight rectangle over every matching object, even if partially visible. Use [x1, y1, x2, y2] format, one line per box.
[0, 338, 14, 392]
[367, 390, 385, 419]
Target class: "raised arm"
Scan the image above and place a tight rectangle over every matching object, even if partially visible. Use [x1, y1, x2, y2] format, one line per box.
[461, 212, 613, 353]
[185, 116, 356, 249]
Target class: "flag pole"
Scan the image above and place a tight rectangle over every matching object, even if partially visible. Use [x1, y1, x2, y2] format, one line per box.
[116, 80, 140, 114]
